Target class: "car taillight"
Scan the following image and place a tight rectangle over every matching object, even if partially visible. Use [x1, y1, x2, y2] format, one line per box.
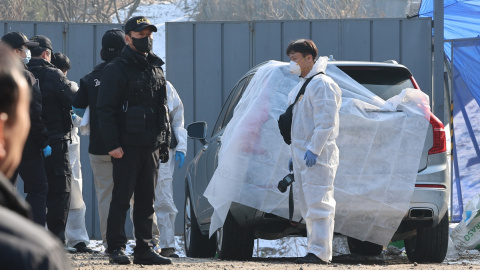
[428, 113, 446, 155]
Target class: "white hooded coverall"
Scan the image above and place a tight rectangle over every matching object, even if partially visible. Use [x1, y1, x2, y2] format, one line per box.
[288, 57, 342, 262]
[131, 81, 187, 249]
[65, 82, 90, 247]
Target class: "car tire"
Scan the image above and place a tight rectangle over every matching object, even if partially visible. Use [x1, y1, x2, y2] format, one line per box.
[347, 237, 383, 256]
[216, 211, 254, 260]
[404, 211, 449, 263]
[184, 188, 216, 258]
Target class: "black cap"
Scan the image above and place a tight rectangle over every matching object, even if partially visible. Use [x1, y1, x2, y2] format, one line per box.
[125, 16, 157, 34]
[29, 35, 53, 51]
[102, 28, 126, 51]
[1, 32, 39, 49]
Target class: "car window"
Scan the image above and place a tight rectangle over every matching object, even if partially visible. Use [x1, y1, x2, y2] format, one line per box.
[221, 74, 254, 128]
[212, 75, 252, 136]
[338, 66, 414, 100]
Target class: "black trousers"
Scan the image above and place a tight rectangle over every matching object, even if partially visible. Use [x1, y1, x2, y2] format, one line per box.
[43, 140, 71, 243]
[14, 152, 49, 226]
[107, 146, 159, 253]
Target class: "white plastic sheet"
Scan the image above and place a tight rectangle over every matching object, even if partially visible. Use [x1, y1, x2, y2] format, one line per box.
[204, 60, 430, 246]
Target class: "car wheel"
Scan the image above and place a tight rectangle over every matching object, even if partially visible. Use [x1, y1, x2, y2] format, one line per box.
[347, 237, 383, 256]
[404, 211, 449, 263]
[216, 211, 254, 260]
[184, 188, 216, 258]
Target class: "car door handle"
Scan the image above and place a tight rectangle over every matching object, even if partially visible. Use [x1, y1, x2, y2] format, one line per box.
[202, 145, 208, 151]
[217, 136, 222, 143]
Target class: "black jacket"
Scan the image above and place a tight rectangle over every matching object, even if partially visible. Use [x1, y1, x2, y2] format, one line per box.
[73, 61, 109, 155]
[97, 46, 170, 152]
[27, 58, 76, 143]
[21, 65, 49, 157]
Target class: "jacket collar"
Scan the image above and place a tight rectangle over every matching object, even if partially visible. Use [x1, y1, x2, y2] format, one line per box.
[304, 56, 328, 79]
[27, 57, 57, 69]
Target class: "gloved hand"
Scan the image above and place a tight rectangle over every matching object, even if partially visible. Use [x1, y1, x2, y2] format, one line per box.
[71, 113, 76, 120]
[43, 145, 52, 157]
[72, 106, 86, 117]
[304, 150, 318, 167]
[288, 157, 293, 172]
[175, 151, 185, 169]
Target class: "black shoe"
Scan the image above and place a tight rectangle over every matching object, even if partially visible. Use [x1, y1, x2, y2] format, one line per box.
[160, 247, 179, 258]
[74, 242, 96, 254]
[294, 253, 328, 264]
[133, 248, 172, 265]
[109, 248, 131, 265]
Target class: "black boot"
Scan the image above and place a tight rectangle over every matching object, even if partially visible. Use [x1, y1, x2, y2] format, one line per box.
[109, 248, 130, 264]
[133, 248, 172, 265]
[160, 247, 179, 258]
[294, 253, 328, 264]
[74, 242, 96, 254]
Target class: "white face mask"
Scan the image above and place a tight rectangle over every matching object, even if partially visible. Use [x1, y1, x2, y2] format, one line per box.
[289, 60, 302, 75]
[289, 56, 307, 75]
[21, 48, 31, 65]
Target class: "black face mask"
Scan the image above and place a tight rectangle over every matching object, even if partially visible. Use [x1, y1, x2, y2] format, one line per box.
[132, 36, 153, 53]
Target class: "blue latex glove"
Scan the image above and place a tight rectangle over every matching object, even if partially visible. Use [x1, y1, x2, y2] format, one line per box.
[175, 151, 185, 169]
[304, 150, 318, 167]
[71, 113, 76, 120]
[43, 145, 52, 157]
[72, 106, 86, 117]
[288, 157, 293, 172]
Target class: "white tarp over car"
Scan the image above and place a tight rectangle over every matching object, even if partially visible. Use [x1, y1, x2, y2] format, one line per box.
[204, 60, 430, 246]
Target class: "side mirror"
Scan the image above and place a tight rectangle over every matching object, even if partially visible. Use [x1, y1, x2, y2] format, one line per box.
[187, 121, 207, 145]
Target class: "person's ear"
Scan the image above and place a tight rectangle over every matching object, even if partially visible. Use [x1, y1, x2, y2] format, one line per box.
[0, 113, 7, 160]
[125, 35, 132, 46]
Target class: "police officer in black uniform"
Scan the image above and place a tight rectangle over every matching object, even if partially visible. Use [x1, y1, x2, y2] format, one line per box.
[1, 32, 50, 227]
[97, 16, 171, 265]
[27, 35, 77, 250]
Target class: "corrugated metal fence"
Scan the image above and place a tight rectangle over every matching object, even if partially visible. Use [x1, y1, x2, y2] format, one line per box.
[2, 18, 433, 239]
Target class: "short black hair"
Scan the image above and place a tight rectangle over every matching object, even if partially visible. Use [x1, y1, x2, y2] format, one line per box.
[0, 42, 22, 119]
[30, 46, 49, 58]
[51, 52, 71, 73]
[286, 39, 318, 60]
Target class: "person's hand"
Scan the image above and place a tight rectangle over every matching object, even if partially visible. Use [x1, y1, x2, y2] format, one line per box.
[42, 145, 52, 157]
[71, 113, 76, 120]
[304, 150, 318, 167]
[72, 106, 86, 117]
[109, 147, 124, 159]
[175, 151, 185, 169]
[288, 157, 293, 172]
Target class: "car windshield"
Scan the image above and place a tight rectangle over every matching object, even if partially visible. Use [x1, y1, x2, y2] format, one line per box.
[338, 66, 414, 101]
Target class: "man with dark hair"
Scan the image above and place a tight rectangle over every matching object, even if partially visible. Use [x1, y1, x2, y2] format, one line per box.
[27, 35, 77, 252]
[51, 52, 72, 75]
[1, 31, 50, 227]
[0, 42, 71, 270]
[97, 17, 171, 265]
[73, 28, 126, 251]
[285, 39, 342, 264]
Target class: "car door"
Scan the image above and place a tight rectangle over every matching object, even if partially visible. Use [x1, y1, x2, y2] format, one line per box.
[195, 74, 253, 224]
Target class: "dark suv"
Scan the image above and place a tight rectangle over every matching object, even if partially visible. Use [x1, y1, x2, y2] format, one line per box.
[184, 61, 449, 263]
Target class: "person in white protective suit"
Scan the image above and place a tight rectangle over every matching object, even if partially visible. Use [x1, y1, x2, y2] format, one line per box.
[130, 80, 187, 258]
[51, 52, 94, 253]
[286, 39, 342, 264]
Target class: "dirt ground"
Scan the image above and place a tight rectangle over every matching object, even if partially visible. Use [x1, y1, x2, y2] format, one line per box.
[68, 251, 480, 269]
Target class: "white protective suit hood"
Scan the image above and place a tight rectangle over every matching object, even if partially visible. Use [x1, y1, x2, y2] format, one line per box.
[204, 60, 430, 248]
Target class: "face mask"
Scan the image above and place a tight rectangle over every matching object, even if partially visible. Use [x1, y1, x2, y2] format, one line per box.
[21, 48, 31, 64]
[289, 56, 307, 75]
[132, 36, 153, 53]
